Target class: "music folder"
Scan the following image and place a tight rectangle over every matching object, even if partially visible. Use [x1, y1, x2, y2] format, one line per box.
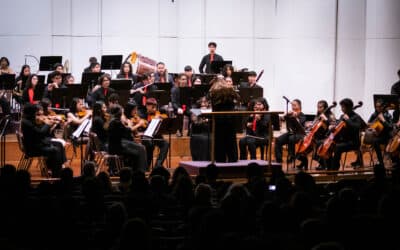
[143, 118, 162, 138]
[0, 74, 16, 90]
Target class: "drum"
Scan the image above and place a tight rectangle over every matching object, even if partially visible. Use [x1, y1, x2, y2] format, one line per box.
[129, 52, 157, 76]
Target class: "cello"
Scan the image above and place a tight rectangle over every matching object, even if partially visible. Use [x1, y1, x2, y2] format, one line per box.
[317, 101, 363, 159]
[386, 125, 400, 154]
[295, 101, 337, 155]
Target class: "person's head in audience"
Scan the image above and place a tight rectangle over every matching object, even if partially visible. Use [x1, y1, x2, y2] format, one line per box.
[194, 183, 212, 207]
[117, 218, 150, 250]
[15, 169, 31, 195]
[90, 62, 101, 73]
[0, 164, 17, 191]
[106, 202, 127, 237]
[205, 163, 219, 183]
[171, 166, 190, 188]
[131, 171, 149, 193]
[246, 162, 264, 181]
[294, 171, 316, 193]
[119, 167, 133, 193]
[149, 166, 171, 185]
[97, 171, 113, 195]
[82, 161, 96, 179]
[149, 175, 166, 194]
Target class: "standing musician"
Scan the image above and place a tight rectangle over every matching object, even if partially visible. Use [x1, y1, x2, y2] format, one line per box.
[274, 99, 306, 164]
[90, 74, 115, 106]
[21, 103, 67, 177]
[154, 62, 173, 84]
[297, 100, 336, 170]
[141, 98, 169, 168]
[22, 74, 42, 105]
[321, 98, 364, 170]
[117, 61, 137, 83]
[199, 41, 224, 74]
[91, 101, 110, 151]
[239, 97, 270, 160]
[131, 73, 157, 117]
[108, 104, 147, 173]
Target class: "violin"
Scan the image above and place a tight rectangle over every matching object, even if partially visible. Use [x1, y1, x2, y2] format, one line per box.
[147, 110, 168, 122]
[317, 101, 363, 159]
[131, 114, 148, 129]
[77, 108, 87, 118]
[295, 102, 337, 155]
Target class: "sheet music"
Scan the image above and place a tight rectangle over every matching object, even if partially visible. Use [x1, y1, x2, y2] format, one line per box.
[143, 118, 161, 138]
[72, 118, 91, 139]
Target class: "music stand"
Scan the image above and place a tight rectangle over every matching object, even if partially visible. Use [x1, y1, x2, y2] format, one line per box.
[101, 55, 122, 78]
[210, 60, 232, 74]
[285, 116, 305, 135]
[147, 90, 170, 107]
[52, 84, 89, 108]
[239, 87, 263, 106]
[110, 79, 132, 107]
[373, 94, 399, 110]
[156, 117, 180, 168]
[231, 71, 250, 85]
[81, 72, 104, 90]
[195, 74, 217, 84]
[39, 56, 62, 71]
[0, 74, 15, 90]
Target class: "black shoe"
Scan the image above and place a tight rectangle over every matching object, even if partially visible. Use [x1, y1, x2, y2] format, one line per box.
[316, 165, 326, 170]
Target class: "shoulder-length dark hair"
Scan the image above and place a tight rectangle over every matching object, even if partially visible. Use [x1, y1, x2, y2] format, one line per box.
[69, 97, 81, 114]
[93, 101, 105, 118]
[119, 62, 133, 75]
[25, 74, 39, 90]
[98, 73, 111, 86]
[124, 101, 137, 119]
[222, 64, 234, 77]
[19, 64, 30, 78]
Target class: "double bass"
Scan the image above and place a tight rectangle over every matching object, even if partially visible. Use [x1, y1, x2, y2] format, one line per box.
[317, 101, 363, 159]
[295, 102, 337, 155]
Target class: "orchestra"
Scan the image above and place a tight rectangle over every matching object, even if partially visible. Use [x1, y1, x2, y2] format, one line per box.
[1, 47, 399, 178]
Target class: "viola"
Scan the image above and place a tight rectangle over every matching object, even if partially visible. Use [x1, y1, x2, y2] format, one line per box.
[295, 102, 337, 155]
[147, 111, 168, 121]
[317, 101, 363, 159]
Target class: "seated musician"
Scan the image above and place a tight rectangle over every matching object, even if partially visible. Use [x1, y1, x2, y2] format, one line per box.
[108, 104, 147, 173]
[171, 73, 188, 137]
[13, 64, 31, 104]
[91, 101, 109, 151]
[141, 98, 169, 168]
[190, 96, 211, 161]
[117, 62, 137, 83]
[274, 99, 306, 164]
[297, 100, 336, 170]
[239, 71, 262, 88]
[22, 74, 41, 105]
[66, 98, 92, 141]
[122, 101, 147, 136]
[0, 57, 14, 75]
[91, 74, 115, 106]
[43, 71, 65, 101]
[326, 98, 363, 170]
[239, 97, 270, 160]
[353, 99, 392, 167]
[108, 93, 120, 109]
[183, 65, 195, 87]
[21, 103, 67, 177]
[154, 62, 174, 84]
[131, 73, 158, 117]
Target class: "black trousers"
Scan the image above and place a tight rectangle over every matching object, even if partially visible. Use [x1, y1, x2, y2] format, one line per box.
[274, 132, 303, 162]
[190, 133, 210, 161]
[239, 136, 268, 160]
[142, 136, 169, 168]
[214, 116, 238, 163]
[327, 141, 359, 170]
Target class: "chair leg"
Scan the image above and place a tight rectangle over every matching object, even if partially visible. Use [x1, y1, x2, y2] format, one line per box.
[342, 152, 348, 171]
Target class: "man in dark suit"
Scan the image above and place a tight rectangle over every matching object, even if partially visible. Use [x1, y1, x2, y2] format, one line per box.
[199, 42, 224, 74]
[239, 71, 262, 88]
[91, 74, 115, 106]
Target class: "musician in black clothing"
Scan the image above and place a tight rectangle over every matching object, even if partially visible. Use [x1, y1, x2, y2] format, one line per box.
[108, 104, 147, 172]
[239, 71, 262, 89]
[13, 64, 31, 104]
[22, 74, 42, 105]
[239, 97, 270, 160]
[131, 73, 158, 118]
[91, 101, 109, 151]
[116, 62, 137, 83]
[91, 74, 115, 106]
[21, 103, 67, 177]
[199, 41, 224, 74]
[43, 71, 66, 101]
[154, 62, 173, 84]
[274, 99, 306, 164]
[190, 96, 211, 161]
[390, 69, 400, 123]
[327, 98, 364, 170]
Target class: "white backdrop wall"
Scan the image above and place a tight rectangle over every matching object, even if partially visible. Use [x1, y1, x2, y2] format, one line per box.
[0, 0, 399, 119]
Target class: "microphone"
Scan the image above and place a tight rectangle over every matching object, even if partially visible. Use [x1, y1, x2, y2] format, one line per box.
[283, 96, 290, 103]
